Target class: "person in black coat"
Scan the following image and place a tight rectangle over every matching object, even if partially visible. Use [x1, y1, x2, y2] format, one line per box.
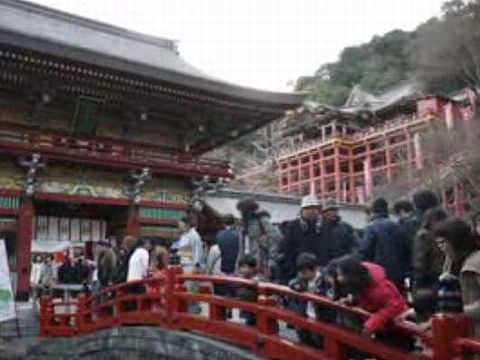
[278, 195, 357, 284]
[393, 200, 417, 250]
[278, 194, 324, 284]
[216, 214, 240, 275]
[58, 257, 76, 284]
[321, 199, 359, 259]
[360, 197, 410, 290]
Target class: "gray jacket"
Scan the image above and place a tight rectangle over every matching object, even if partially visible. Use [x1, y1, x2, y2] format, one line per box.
[238, 214, 283, 277]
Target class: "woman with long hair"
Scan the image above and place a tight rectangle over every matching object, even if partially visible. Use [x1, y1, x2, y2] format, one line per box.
[434, 218, 480, 341]
[332, 255, 412, 350]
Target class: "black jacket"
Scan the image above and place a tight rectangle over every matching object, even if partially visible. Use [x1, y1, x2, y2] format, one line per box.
[322, 216, 359, 259]
[278, 216, 357, 283]
[216, 227, 240, 274]
[58, 261, 75, 284]
[360, 213, 410, 286]
[398, 216, 420, 276]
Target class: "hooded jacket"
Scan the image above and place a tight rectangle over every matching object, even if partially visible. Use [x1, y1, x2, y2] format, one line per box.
[238, 213, 282, 277]
[356, 262, 408, 333]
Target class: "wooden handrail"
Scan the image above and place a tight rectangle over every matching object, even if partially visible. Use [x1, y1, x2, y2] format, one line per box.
[39, 268, 480, 360]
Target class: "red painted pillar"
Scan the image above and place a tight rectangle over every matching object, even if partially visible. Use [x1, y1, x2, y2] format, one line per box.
[348, 148, 355, 203]
[431, 314, 469, 360]
[385, 139, 393, 181]
[17, 198, 34, 300]
[334, 144, 341, 201]
[126, 205, 140, 238]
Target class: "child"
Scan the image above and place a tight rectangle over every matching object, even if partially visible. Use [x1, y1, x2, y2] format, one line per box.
[288, 253, 332, 348]
[332, 255, 412, 349]
[237, 255, 262, 325]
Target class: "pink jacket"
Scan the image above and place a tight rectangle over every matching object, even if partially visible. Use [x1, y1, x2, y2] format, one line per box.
[356, 262, 408, 332]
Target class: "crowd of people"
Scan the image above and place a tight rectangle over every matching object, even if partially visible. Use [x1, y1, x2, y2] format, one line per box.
[29, 189, 480, 354]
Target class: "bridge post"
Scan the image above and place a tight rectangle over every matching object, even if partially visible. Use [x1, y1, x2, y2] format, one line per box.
[39, 296, 52, 337]
[256, 295, 278, 335]
[254, 294, 278, 358]
[76, 294, 87, 335]
[324, 337, 346, 360]
[431, 314, 469, 360]
[165, 266, 183, 328]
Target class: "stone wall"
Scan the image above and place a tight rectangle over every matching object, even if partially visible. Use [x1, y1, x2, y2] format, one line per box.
[24, 327, 261, 360]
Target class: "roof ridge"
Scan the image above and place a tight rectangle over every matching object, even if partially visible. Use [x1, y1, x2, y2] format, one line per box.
[0, 0, 177, 51]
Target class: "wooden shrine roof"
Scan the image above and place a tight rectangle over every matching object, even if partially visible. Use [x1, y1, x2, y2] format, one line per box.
[0, 0, 303, 154]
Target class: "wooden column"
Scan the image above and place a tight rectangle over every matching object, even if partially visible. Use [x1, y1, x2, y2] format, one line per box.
[16, 198, 34, 300]
[405, 130, 412, 165]
[309, 154, 314, 196]
[126, 205, 140, 238]
[333, 144, 341, 201]
[364, 156, 372, 198]
[413, 133, 423, 170]
[385, 137, 393, 181]
[349, 149, 356, 203]
[320, 156, 326, 198]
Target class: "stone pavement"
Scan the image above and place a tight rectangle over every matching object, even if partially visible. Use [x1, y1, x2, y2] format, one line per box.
[0, 301, 38, 359]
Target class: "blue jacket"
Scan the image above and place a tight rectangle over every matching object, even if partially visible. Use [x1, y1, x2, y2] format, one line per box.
[360, 213, 410, 286]
[216, 227, 240, 274]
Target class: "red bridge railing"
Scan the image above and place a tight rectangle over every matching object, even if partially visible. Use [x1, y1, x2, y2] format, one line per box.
[40, 267, 479, 360]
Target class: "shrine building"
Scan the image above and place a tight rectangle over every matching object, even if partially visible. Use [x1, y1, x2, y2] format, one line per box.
[0, 0, 302, 299]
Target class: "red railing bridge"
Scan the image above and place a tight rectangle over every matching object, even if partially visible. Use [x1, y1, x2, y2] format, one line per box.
[40, 267, 480, 360]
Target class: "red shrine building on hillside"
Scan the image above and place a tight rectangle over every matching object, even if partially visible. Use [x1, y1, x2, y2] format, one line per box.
[276, 83, 477, 212]
[0, 0, 302, 299]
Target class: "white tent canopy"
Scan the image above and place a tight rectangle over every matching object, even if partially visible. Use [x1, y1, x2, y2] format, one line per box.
[31, 240, 70, 253]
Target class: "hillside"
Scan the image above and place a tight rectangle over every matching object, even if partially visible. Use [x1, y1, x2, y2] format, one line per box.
[214, 0, 480, 190]
[296, 29, 415, 106]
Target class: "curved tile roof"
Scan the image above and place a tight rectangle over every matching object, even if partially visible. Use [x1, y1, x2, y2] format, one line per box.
[0, 0, 302, 106]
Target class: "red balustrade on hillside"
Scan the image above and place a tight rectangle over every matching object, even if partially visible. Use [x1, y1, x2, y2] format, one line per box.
[39, 267, 479, 360]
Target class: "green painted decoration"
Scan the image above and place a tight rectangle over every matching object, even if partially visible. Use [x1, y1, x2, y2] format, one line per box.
[139, 207, 185, 220]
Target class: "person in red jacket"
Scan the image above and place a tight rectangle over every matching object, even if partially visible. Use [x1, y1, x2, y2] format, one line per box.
[333, 255, 412, 349]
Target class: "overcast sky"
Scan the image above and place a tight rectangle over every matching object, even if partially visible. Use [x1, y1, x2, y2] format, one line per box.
[30, 0, 444, 92]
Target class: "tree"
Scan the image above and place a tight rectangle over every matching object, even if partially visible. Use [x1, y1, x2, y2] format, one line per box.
[414, 0, 480, 93]
[372, 116, 480, 207]
[296, 30, 414, 105]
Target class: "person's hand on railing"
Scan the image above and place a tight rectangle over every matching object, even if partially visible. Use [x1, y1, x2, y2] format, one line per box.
[338, 294, 353, 306]
[418, 319, 432, 332]
[398, 308, 416, 321]
[361, 328, 375, 339]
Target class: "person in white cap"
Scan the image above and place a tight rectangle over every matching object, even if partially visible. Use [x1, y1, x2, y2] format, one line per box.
[277, 194, 326, 283]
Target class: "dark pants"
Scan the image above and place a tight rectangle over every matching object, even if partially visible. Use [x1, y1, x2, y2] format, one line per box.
[124, 284, 145, 311]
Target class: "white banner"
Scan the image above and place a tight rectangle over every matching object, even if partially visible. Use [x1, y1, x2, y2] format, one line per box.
[0, 239, 15, 322]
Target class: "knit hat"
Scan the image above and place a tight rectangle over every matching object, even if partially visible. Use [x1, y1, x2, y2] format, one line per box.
[322, 198, 339, 212]
[370, 197, 389, 214]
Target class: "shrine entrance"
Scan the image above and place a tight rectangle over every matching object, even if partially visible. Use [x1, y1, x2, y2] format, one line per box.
[31, 200, 129, 259]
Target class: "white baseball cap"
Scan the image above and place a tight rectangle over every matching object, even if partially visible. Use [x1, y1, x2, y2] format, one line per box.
[301, 194, 321, 209]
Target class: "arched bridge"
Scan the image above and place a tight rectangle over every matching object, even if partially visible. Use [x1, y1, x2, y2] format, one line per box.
[39, 267, 480, 360]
